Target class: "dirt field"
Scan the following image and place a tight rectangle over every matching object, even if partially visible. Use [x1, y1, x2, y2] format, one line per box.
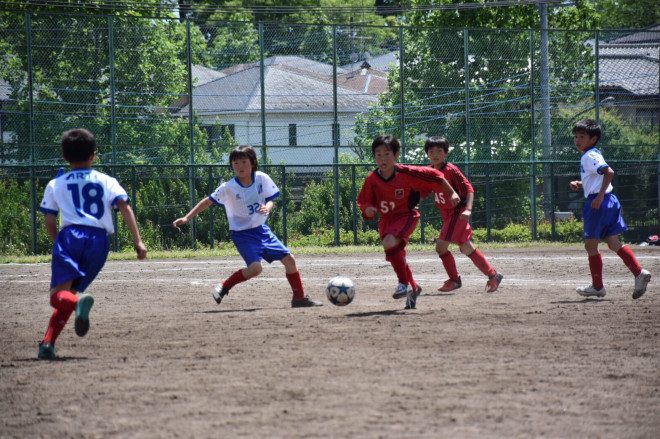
[1, 245, 659, 438]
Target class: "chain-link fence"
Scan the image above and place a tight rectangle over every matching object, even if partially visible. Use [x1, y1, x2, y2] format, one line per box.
[1, 11, 658, 254]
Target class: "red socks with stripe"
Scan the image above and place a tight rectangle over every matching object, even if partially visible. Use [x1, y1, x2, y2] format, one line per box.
[42, 290, 78, 345]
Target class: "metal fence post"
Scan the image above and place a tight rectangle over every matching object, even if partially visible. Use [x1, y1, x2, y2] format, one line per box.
[332, 25, 340, 246]
[186, 20, 196, 249]
[208, 165, 214, 249]
[530, 29, 537, 240]
[464, 29, 471, 177]
[398, 26, 406, 160]
[109, 16, 119, 252]
[352, 165, 357, 245]
[281, 165, 288, 246]
[259, 23, 268, 163]
[26, 12, 38, 255]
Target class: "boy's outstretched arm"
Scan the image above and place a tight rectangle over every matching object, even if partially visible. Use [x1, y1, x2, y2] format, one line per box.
[172, 197, 213, 229]
[116, 199, 147, 259]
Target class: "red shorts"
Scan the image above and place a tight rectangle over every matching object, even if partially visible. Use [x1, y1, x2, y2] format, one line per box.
[379, 212, 420, 245]
[439, 208, 472, 245]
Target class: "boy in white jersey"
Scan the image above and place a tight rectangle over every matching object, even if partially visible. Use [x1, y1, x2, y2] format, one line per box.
[172, 145, 322, 308]
[38, 129, 147, 359]
[569, 119, 651, 299]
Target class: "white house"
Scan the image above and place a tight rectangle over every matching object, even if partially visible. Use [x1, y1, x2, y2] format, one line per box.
[172, 56, 389, 164]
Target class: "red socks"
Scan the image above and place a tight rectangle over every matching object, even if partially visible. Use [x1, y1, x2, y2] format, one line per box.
[468, 249, 496, 278]
[588, 253, 604, 290]
[386, 244, 416, 289]
[42, 290, 78, 345]
[286, 271, 306, 300]
[440, 251, 460, 280]
[223, 269, 247, 291]
[617, 246, 642, 277]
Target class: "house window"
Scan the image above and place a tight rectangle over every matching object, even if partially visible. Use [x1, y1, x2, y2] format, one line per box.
[203, 125, 220, 145]
[289, 124, 297, 146]
[222, 124, 235, 139]
[204, 124, 235, 145]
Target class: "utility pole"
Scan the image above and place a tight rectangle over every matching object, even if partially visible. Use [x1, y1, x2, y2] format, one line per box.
[538, 2, 552, 218]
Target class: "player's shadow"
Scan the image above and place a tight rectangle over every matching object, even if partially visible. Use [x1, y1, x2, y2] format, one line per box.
[18, 356, 88, 363]
[345, 309, 433, 318]
[200, 308, 261, 314]
[550, 298, 612, 304]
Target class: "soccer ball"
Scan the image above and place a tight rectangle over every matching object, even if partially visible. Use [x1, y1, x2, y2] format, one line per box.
[325, 276, 356, 306]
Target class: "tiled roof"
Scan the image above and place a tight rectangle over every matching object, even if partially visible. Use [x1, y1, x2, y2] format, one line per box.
[606, 25, 660, 44]
[598, 25, 660, 96]
[176, 65, 378, 115]
[600, 56, 659, 95]
[191, 64, 226, 86]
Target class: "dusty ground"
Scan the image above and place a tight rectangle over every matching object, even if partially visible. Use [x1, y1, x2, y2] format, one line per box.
[1, 245, 659, 438]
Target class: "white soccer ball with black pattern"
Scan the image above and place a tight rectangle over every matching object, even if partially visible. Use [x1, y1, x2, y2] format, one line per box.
[325, 276, 356, 306]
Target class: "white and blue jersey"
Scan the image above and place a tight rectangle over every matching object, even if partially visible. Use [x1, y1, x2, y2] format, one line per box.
[40, 168, 129, 235]
[209, 171, 289, 265]
[209, 171, 280, 231]
[579, 148, 627, 240]
[40, 168, 129, 291]
[580, 147, 613, 198]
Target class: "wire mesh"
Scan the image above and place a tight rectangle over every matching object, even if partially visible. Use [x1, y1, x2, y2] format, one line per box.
[0, 12, 658, 254]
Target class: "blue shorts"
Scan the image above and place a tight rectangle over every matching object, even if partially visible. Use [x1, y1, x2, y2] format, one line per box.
[231, 224, 291, 266]
[50, 225, 110, 292]
[583, 193, 628, 240]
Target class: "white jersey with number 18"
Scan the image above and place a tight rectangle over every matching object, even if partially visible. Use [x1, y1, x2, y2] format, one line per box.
[40, 169, 129, 235]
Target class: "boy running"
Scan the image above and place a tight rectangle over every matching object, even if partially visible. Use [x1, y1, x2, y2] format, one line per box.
[357, 135, 460, 309]
[569, 119, 651, 299]
[424, 137, 503, 293]
[173, 145, 322, 308]
[38, 128, 148, 360]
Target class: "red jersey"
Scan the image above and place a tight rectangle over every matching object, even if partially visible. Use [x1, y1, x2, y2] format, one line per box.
[358, 164, 451, 222]
[423, 162, 473, 212]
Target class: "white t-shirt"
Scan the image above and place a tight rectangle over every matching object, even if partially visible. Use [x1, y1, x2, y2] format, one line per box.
[209, 171, 280, 231]
[40, 169, 128, 234]
[580, 147, 613, 198]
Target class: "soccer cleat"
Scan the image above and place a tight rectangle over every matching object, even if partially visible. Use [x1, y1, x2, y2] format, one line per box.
[74, 293, 94, 337]
[393, 283, 413, 299]
[485, 272, 503, 293]
[38, 342, 56, 360]
[438, 278, 462, 292]
[405, 285, 422, 310]
[212, 284, 229, 304]
[633, 269, 651, 299]
[291, 296, 323, 308]
[576, 284, 606, 298]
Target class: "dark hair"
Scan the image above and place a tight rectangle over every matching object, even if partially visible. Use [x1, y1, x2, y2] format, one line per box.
[229, 145, 258, 171]
[371, 134, 400, 156]
[61, 128, 96, 163]
[424, 136, 450, 153]
[572, 119, 601, 143]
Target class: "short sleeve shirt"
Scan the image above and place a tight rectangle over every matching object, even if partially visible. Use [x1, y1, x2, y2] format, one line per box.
[580, 147, 613, 198]
[209, 171, 280, 231]
[39, 169, 129, 234]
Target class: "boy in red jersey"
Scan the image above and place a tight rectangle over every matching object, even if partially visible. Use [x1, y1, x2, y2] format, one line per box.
[424, 137, 502, 293]
[357, 135, 460, 309]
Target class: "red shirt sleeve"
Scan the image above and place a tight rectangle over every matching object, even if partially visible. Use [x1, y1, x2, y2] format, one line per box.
[357, 172, 377, 220]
